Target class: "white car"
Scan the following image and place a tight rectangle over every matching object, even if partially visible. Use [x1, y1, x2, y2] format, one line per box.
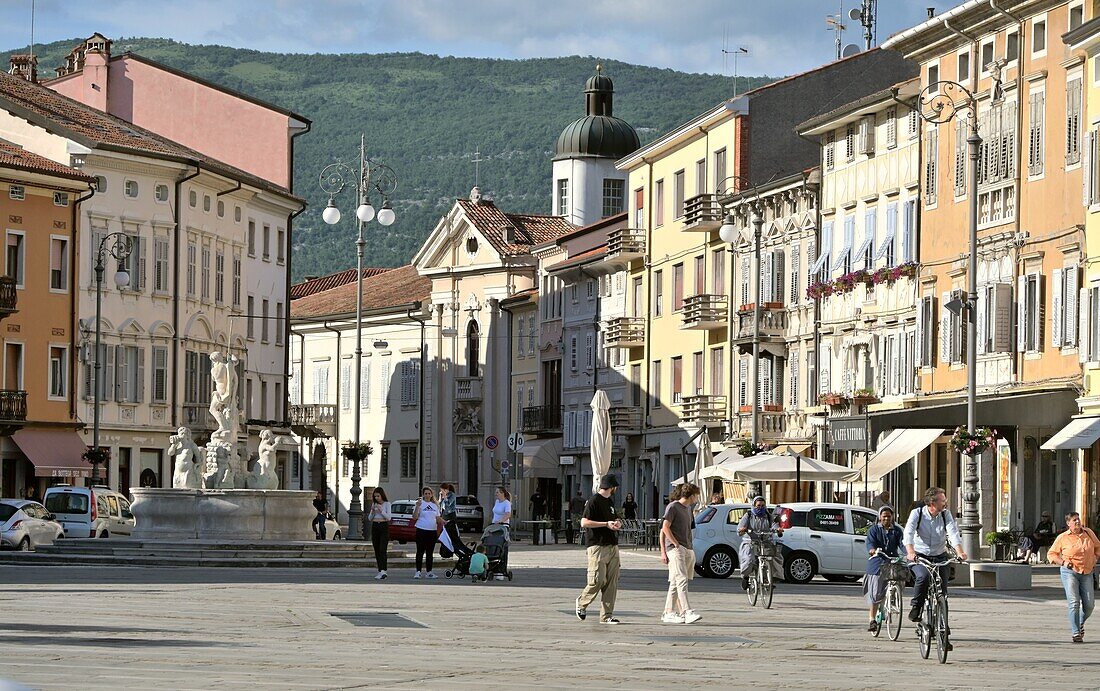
[691, 503, 751, 578]
[0, 499, 64, 551]
[43, 486, 134, 539]
[773, 502, 880, 584]
[323, 515, 343, 540]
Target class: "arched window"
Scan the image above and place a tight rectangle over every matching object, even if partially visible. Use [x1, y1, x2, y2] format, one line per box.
[467, 320, 480, 377]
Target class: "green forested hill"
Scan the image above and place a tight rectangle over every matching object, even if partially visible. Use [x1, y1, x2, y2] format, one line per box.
[2, 38, 775, 279]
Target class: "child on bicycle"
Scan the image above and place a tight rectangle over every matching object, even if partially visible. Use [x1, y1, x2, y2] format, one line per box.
[864, 505, 904, 632]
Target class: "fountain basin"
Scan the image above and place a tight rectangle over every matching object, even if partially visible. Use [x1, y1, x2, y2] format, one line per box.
[130, 488, 315, 541]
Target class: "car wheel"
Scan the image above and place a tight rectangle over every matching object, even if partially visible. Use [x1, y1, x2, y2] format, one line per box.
[18, 537, 30, 551]
[333, 531, 341, 540]
[98, 531, 109, 539]
[784, 551, 817, 584]
[701, 545, 736, 579]
[824, 574, 860, 583]
[398, 540, 407, 545]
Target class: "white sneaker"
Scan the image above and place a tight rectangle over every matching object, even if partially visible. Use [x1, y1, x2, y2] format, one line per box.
[380, 571, 388, 580]
[683, 610, 702, 624]
[375, 572, 386, 580]
[661, 612, 685, 624]
[426, 571, 438, 579]
[413, 571, 422, 579]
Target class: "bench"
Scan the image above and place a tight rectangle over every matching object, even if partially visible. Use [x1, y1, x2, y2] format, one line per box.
[969, 562, 1032, 590]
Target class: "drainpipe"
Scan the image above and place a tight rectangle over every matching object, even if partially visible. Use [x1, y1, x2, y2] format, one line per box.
[71, 182, 96, 423]
[407, 302, 429, 493]
[285, 120, 311, 426]
[321, 320, 342, 521]
[642, 158, 655, 517]
[171, 166, 200, 428]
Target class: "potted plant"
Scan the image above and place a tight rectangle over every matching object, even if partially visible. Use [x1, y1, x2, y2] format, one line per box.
[82, 446, 111, 466]
[738, 440, 771, 458]
[820, 392, 849, 407]
[806, 280, 834, 300]
[341, 442, 373, 463]
[985, 529, 1014, 562]
[949, 427, 997, 456]
[851, 387, 879, 405]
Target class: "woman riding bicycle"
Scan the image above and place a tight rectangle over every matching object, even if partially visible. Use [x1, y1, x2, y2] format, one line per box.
[737, 496, 784, 591]
[903, 487, 968, 641]
[864, 505, 904, 632]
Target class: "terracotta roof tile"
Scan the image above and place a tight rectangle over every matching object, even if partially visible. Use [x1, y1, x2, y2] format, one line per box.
[291, 264, 430, 319]
[548, 245, 608, 272]
[290, 267, 392, 300]
[456, 198, 574, 256]
[0, 72, 302, 202]
[0, 138, 94, 182]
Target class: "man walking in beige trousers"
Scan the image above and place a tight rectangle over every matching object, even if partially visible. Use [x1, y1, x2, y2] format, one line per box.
[575, 474, 623, 624]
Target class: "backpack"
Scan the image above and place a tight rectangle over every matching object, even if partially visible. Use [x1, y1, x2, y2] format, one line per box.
[915, 508, 947, 531]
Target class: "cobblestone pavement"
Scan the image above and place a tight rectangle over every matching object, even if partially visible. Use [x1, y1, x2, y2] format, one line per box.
[0, 543, 1096, 690]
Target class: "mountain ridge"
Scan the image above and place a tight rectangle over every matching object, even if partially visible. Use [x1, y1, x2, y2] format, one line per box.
[2, 37, 776, 279]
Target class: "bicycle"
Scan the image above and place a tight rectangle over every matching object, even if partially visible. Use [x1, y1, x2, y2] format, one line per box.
[911, 554, 965, 663]
[744, 529, 779, 609]
[868, 549, 908, 641]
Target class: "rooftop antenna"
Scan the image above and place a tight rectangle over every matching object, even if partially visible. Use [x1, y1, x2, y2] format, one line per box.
[722, 32, 750, 99]
[849, 0, 878, 50]
[826, 1, 847, 61]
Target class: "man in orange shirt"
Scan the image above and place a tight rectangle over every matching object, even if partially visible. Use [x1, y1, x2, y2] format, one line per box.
[1048, 512, 1100, 643]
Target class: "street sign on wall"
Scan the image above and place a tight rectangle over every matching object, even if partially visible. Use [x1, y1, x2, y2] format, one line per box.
[485, 435, 499, 450]
[828, 416, 868, 450]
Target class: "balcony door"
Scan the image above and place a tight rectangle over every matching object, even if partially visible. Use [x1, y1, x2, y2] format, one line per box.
[465, 447, 479, 497]
[4, 342, 22, 390]
[541, 359, 561, 411]
[466, 320, 480, 377]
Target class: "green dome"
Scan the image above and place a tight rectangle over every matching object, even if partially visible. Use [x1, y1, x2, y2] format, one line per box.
[554, 69, 639, 161]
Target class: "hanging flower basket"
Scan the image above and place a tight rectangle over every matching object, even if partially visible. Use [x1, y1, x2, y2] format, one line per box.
[820, 392, 849, 407]
[806, 280, 834, 300]
[739, 440, 771, 458]
[851, 387, 880, 405]
[341, 442, 373, 462]
[949, 427, 997, 456]
[806, 262, 920, 300]
[83, 446, 111, 466]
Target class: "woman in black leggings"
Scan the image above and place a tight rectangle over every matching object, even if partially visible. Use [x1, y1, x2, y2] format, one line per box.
[411, 486, 442, 579]
[367, 487, 391, 580]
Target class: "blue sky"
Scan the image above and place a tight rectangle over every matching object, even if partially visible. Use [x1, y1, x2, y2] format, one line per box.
[1, 1, 959, 76]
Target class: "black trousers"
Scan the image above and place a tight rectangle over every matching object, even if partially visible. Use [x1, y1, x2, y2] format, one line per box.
[311, 512, 326, 539]
[911, 552, 950, 611]
[371, 521, 389, 571]
[415, 528, 436, 572]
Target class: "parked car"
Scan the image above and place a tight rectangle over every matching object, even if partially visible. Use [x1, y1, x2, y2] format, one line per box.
[324, 515, 343, 540]
[773, 502, 880, 584]
[0, 499, 64, 551]
[43, 486, 134, 539]
[692, 503, 751, 578]
[389, 500, 418, 544]
[454, 494, 484, 532]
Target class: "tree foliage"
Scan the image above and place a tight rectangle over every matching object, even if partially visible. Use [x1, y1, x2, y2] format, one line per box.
[4, 38, 775, 279]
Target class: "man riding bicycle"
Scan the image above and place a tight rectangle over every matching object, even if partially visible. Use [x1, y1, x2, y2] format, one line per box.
[737, 496, 784, 591]
[864, 504, 904, 632]
[903, 487, 968, 635]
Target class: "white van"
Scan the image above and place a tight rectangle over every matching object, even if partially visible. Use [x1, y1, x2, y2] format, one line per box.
[42, 486, 135, 538]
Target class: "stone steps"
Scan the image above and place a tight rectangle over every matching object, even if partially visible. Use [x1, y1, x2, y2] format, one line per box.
[0, 552, 420, 568]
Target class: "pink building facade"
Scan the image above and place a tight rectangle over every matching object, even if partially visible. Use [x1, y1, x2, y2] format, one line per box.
[45, 35, 309, 189]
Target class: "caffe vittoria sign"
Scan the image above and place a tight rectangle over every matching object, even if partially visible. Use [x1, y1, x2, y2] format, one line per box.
[828, 416, 868, 451]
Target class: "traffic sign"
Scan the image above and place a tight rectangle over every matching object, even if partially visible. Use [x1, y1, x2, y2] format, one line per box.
[500, 459, 511, 474]
[485, 435, 500, 450]
[507, 432, 524, 452]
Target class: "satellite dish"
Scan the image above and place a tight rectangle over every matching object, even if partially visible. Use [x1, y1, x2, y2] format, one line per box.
[841, 43, 862, 58]
[848, 7, 863, 21]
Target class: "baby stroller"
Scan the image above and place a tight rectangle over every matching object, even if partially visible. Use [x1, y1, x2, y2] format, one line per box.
[445, 524, 513, 581]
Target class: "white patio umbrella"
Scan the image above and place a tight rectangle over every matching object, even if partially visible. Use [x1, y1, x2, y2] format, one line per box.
[590, 390, 612, 494]
[729, 447, 861, 484]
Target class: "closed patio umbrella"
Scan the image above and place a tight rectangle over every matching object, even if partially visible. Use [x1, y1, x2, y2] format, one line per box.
[590, 390, 612, 494]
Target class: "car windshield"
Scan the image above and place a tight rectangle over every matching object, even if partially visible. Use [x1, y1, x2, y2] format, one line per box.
[0, 504, 17, 522]
[391, 503, 414, 515]
[45, 493, 89, 514]
[456, 497, 478, 506]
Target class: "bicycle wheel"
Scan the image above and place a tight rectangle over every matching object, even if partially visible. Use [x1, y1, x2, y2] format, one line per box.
[935, 597, 950, 663]
[761, 562, 774, 609]
[886, 583, 902, 641]
[918, 599, 933, 659]
[747, 572, 759, 606]
[872, 602, 883, 638]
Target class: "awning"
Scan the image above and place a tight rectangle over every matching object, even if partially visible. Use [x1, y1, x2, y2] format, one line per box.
[521, 438, 563, 479]
[1041, 416, 1100, 450]
[13, 429, 89, 479]
[861, 428, 943, 482]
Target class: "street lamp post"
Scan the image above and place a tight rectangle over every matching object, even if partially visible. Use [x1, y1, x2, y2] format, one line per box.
[718, 176, 764, 499]
[91, 232, 133, 486]
[915, 73, 1000, 559]
[319, 136, 397, 540]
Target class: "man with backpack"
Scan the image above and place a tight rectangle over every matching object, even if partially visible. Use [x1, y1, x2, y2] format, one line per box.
[903, 487, 968, 626]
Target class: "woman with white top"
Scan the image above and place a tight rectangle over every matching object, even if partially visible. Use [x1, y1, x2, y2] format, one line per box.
[492, 486, 513, 577]
[368, 487, 392, 580]
[411, 486, 443, 579]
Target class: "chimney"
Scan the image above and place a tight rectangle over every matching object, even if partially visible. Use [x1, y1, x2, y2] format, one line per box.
[80, 34, 112, 112]
[8, 54, 38, 83]
[926, 7, 935, 18]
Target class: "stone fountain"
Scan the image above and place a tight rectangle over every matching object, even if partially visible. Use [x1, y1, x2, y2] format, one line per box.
[130, 352, 314, 540]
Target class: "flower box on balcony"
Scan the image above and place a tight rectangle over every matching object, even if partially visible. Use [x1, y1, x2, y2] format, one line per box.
[851, 395, 880, 406]
[762, 404, 783, 412]
[739, 405, 751, 413]
[820, 393, 849, 407]
[737, 301, 784, 313]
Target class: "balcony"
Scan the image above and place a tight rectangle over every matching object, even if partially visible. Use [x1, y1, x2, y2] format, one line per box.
[455, 376, 483, 402]
[522, 405, 561, 436]
[289, 403, 336, 438]
[0, 277, 16, 321]
[606, 227, 646, 262]
[604, 317, 645, 348]
[736, 410, 787, 437]
[681, 294, 728, 330]
[683, 194, 723, 232]
[609, 405, 643, 434]
[0, 389, 26, 435]
[733, 304, 788, 354]
[681, 394, 727, 425]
